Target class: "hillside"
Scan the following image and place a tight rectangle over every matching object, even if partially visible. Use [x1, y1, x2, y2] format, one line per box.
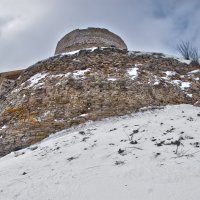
[0, 47, 199, 156]
[0, 104, 200, 200]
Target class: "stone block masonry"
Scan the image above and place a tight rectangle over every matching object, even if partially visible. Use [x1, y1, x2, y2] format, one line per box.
[55, 28, 127, 54]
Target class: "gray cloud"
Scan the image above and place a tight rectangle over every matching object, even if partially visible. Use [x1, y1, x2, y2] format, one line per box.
[0, 0, 200, 72]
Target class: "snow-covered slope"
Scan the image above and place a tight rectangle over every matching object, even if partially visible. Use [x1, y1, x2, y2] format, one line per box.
[0, 104, 200, 200]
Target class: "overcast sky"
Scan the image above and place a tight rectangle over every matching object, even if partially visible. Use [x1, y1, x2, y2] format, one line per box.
[0, 0, 200, 72]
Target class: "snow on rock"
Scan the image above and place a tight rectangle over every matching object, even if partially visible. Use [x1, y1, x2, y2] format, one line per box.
[72, 69, 90, 79]
[173, 57, 191, 64]
[49, 69, 90, 80]
[187, 69, 200, 75]
[60, 47, 98, 56]
[24, 69, 90, 89]
[128, 51, 160, 57]
[79, 113, 88, 117]
[11, 88, 21, 94]
[180, 82, 191, 89]
[0, 125, 7, 130]
[50, 73, 70, 78]
[162, 54, 192, 64]
[186, 94, 193, 98]
[134, 63, 143, 67]
[161, 71, 176, 81]
[128, 51, 191, 64]
[73, 58, 81, 63]
[171, 80, 191, 90]
[61, 49, 80, 56]
[165, 71, 176, 77]
[54, 119, 65, 122]
[127, 67, 138, 80]
[107, 77, 117, 81]
[186, 70, 200, 81]
[0, 105, 200, 200]
[26, 47, 99, 70]
[153, 81, 160, 85]
[26, 73, 48, 88]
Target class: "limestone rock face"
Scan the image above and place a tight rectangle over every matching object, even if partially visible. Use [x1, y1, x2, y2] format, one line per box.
[0, 48, 199, 156]
[0, 70, 23, 101]
[55, 28, 127, 54]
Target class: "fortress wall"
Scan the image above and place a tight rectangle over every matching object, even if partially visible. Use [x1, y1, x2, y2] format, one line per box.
[55, 28, 127, 54]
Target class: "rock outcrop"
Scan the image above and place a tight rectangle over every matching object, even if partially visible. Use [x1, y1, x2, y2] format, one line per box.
[0, 70, 24, 101]
[0, 47, 199, 156]
[0, 70, 23, 82]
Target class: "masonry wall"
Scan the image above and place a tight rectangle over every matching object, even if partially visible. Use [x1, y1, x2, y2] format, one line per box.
[55, 28, 127, 54]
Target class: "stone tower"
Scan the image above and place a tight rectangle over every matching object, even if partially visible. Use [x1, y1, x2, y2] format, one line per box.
[55, 27, 127, 54]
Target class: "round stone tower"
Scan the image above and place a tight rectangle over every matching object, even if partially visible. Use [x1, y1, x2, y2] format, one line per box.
[55, 27, 127, 54]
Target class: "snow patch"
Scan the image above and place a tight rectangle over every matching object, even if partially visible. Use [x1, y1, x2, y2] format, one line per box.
[127, 67, 138, 80]
[79, 114, 88, 117]
[11, 88, 20, 94]
[180, 82, 191, 90]
[0, 105, 200, 200]
[134, 63, 143, 67]
[60, 47, 98, 56]
[162, 54, 191, 64]
[26, 73, 47, 88]
[187, 69, 200, 75]
[0, 125, 7, 130]
[72, 69, 90, 79]
[42, 111, 51, 118]
[186, 94, 193, 98]
[175, 58, 191, 64]
[171, 80, 191, 90]
[50, 73, 70, 78]
[128, 51, 160, 57]
[73, 58, 81, 63]
[54, 119, 64, 122]
[153, 81, 160, 85]
[128, 51, 191, 64]
[107, 77, 117, 81]
[165, 71, 176, 77]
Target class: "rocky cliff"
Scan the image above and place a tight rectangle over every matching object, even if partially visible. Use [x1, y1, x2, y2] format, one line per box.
[0, 47, 199, 156]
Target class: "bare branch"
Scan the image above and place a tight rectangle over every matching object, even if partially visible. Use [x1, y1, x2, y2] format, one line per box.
[177, 41, 199, 64]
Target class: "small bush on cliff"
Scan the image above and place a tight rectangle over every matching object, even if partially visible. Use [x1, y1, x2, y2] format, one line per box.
[177, 41, 199, 65]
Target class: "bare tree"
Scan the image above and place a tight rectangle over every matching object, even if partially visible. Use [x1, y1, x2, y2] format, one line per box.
[177, 41, 199, 64]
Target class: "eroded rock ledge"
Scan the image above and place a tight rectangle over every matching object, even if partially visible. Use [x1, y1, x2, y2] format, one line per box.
[0, 48, 199, 156]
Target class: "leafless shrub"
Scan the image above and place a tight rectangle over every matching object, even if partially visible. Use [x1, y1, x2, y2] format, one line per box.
[190, 46, 199, 64]
[177, 41, 199, 64]
[177, 41, 191, 60]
